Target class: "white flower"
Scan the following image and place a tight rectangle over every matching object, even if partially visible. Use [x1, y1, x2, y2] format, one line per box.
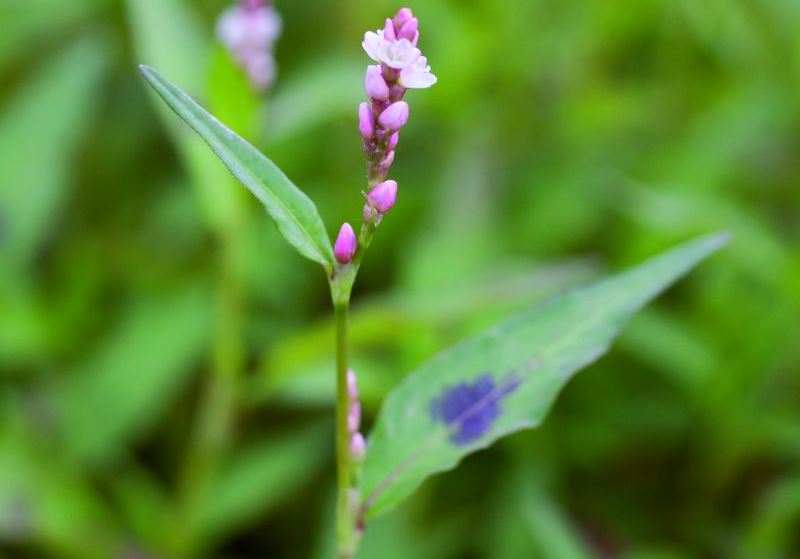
[362, 30, 420, 69]
[399, 55, 437, 89]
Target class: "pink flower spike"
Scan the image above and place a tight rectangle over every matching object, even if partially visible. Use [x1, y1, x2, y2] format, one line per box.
[348, 401, 361, 433]
[368, 180, 398, 213]
[365, 66, 390, 101]
[350, 432, 366, 461]
[347, 369, 358, 400]
[378, 101, 409, 130]
[394, 8, 414, 29]
[387, 131, 399, 151]
[383, 18, 396, 41]
[358, 102, 374, 139]
[398, 17, 418, 41]
[334, 223, 357, 264]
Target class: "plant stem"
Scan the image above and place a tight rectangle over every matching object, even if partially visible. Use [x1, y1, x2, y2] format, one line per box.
[331, 220, 375, 559]
[334, 299, 354, 559]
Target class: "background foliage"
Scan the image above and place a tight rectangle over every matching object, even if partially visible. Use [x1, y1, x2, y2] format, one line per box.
[1, 0, 798, 558]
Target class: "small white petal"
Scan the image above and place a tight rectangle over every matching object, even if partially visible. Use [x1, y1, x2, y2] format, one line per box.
[362, 31, 385, 63]
[380, 39, 420, 69]
[400, 67, 437, 88]
[399, 55, 437, 88]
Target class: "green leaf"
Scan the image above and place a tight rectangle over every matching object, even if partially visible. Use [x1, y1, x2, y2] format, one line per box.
[139, 65, 335, 271]
[57, 286, 213, 466]
[193, 422, 330, 550]
[0, 37, 106, 278]
[360, 233, 729, 519]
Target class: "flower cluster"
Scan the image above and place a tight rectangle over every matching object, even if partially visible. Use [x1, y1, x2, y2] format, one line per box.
[358, 8, 436, 223]
[216, 0, 282, 91]
[347, 370, 366, 461]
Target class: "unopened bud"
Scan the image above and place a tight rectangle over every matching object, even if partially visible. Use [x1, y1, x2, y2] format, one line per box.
[383, 18, 397, 41]
[334, 223, 356, 264]
[387, 131, 399, 151]
[379, 150, 395, 174]
[365, 66, 390, 101]
[348, 401, 361, 433]
[397, 17, 418, 41]
[347, 369, 358, 400]
[393, 8, 414, 30]
[358, 102, 374, 139]
[378, 101, 409, 130]
[364, 179, 398, 220]
[350, 432, 366, 461]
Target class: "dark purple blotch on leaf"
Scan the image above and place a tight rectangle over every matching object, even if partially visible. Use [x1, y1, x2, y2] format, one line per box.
[430, 373, 521, 445]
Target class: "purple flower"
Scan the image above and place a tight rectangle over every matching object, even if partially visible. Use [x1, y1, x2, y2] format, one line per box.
[334, 223, 357, 264]
[363, 180, 398, 220]
[393, 8, 415, 30]
[365, 65, 390, 101]
[350, 432, 366, 461]
[358, 102, 374, 139]
[358, 8, 436, 210]
[216, 0, 282, 91]
[348, 401, 361, 433]
[378, 101, 410, 130]
[387, 131, 399, 151]
[347, 369, 358, 400]
[430, 374, 521, 445]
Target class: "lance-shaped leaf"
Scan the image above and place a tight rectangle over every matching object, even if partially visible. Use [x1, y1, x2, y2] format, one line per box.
[139, 65, 335, 271]
[360, 233, 729, 519]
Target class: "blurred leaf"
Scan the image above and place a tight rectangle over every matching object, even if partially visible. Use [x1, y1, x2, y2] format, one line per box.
[0, 434, 117, 559]
[742, 476, 800, 558]
[57, 286, 213, 466]
[520, 482, 594, 559]
[125, 0, 206, 93]
[0, 37, 106, 278]
[126, 0, 241, 236]
[193, 422, 330, 549]
[264, 56, 363, 144]
[0, 0, 109, 71]
[360, 233, 728, 518]
[140, 65, 335, 271]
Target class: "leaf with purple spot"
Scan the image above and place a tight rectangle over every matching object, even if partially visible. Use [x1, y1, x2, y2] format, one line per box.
[360, 233, 728, 520]
[430, 373, 521, 445]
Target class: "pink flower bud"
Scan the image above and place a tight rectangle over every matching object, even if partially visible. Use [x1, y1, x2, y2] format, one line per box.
[350, 432, 366, 461]
[348, 401, 361, 433]
[410, 30, 419, 47]
[334, 223, 356, 264]
[358, 102, 374, 139]
[383, 18, 396, 41]
[378, 101, 409, 130]
[380, 150, 395, 174]
[368, 180, 398, 213]
[397, 17, 418, 41]
[347, 369, 358, 400]
[387, 131, 399, 151]
[365, 66, 390, 101]
[394, 8, 414, 30]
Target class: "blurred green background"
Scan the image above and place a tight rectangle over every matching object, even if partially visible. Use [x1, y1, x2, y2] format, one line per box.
[1, 0, 799, 557]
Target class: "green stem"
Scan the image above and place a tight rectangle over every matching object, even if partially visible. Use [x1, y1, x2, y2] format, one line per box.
[334, 299, 354, 559]
[331, 220, 376, 559]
